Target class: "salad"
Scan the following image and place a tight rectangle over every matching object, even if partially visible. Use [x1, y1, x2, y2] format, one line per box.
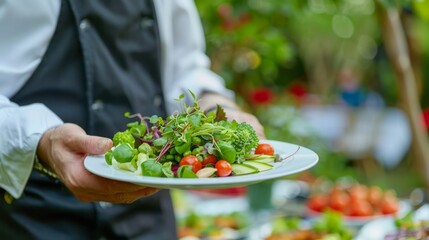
[104, 91, 277, 179]
[177, 211, 248, 240]
[265, 210, 353, 240]
[384, 210, 429, 240]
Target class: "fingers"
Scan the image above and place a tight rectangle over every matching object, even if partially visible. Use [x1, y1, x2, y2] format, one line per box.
[253, 123, 265, 139]
[74, 134, 113, 155]
[108, 188, 160, 204]
[77, 187, 160, 203]
[225, 109, 266, 138]
[65, 171, 160, 203]
[54, 123, 112, 155]
[67, 170, 149, 195]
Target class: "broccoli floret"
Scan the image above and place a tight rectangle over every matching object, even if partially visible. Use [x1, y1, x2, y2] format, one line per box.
[231, 122, 259, 161]
[211, 121, 259, 162]
[112, 130, 135, 147]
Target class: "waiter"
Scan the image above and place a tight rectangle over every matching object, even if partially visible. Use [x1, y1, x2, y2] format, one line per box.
[0, 0, 264, 239]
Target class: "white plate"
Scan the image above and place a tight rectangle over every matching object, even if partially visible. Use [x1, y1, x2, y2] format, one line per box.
[355, 202, 420, 240]
[83, 140, 318, 189]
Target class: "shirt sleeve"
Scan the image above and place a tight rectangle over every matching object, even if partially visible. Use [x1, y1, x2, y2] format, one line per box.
[154, 0, 235, 114]
[0, 0, 60, 98]
[0, 95, 63, 198]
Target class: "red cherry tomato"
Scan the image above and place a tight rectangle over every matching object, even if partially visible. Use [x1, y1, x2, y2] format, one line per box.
[254, 143, 275, 156]
[348, 200, 373, 217]
[179, 155, 202, 173]
[329, 191, 349, 213]
[380, 197, 399, 215]
[367, 186, 383, 206]
[349, 184, 368, 201]
[307, 194, 328, 212]
[202, 154, 217, 166]
[215, 160, 232, 177]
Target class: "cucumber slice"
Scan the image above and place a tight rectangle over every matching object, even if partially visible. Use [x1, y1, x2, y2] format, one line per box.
[232, 164, 258, 175]
[251, 156, 275, 164]
[242, 160, 273, 172]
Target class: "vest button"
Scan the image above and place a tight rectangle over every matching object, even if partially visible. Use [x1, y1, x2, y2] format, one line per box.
[79, 19, 91, 31]
[91, 100, 104, 111]
[141, 17, 154, 29]
[153, 95, 162, 107]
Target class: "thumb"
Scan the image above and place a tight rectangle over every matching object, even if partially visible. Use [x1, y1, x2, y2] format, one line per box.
[78, 135, 113, 155]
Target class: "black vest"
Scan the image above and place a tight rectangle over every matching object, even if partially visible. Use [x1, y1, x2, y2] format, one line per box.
[1, 0, 175, 239]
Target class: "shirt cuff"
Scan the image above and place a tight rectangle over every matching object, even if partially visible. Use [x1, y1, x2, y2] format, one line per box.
[0, 103, 63, 198]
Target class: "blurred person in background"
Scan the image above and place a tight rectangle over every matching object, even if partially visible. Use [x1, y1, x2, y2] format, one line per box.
[0, 0, 263, 239]
[337, 68, 366, 108]
[337, 67, 384, 108]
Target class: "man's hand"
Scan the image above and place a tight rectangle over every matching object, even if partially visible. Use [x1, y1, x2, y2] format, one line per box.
[223, 108, 265, 138]
[199, 92, 265, 138]
[37, 123, 159, 203]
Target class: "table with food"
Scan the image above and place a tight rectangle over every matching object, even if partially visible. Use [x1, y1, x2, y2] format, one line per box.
[173, 179, 429, 240]
[83, 91, 427, 240]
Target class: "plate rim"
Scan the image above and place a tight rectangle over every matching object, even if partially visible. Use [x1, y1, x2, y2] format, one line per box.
[84, 139, 319, 189]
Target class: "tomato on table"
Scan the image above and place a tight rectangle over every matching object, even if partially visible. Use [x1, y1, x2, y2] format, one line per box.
[349, 184, 368, 201]
[254, 143, 275, 156]
[380, 196, 399, 215]
[306, 183, 400, 219]
[367, 186, 383, 206]
[329, 191, 349, 212]
[179, 155, 202, 173]
[307, 194, 328, 212]
[349, 199, 373, 217]
[215, 160, 232, 177]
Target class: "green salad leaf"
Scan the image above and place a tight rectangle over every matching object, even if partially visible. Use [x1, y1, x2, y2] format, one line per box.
[217, 141, 236, 163]
[112, 144, 137, 163]
[141, 160, 162, 177]
[177, 166, 197, 178]
[162, 162, 174, 178]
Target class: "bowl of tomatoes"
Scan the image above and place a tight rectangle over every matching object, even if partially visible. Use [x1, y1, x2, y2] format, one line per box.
[305, 183, 403, 226]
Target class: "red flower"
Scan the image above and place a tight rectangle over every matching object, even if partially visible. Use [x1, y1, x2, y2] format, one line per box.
[422, 108, 429, 131]
[238, 12, 251, 26]
[249, 87, 274, 106]
[287, 82, 308, 105]
[288, 82, 308, 99]
[221, 19, 235, 32]
[217, 3, 232, 20]
[217, 4, 251, 31]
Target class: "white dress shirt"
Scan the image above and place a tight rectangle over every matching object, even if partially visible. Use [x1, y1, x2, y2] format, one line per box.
[0, 0, 233, 198]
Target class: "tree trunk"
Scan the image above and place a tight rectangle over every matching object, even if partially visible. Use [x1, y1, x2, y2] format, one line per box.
[376, 2, 429, 190]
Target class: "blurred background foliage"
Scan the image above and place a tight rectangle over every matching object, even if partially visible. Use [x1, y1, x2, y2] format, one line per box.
[195, 0, 429, 195]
